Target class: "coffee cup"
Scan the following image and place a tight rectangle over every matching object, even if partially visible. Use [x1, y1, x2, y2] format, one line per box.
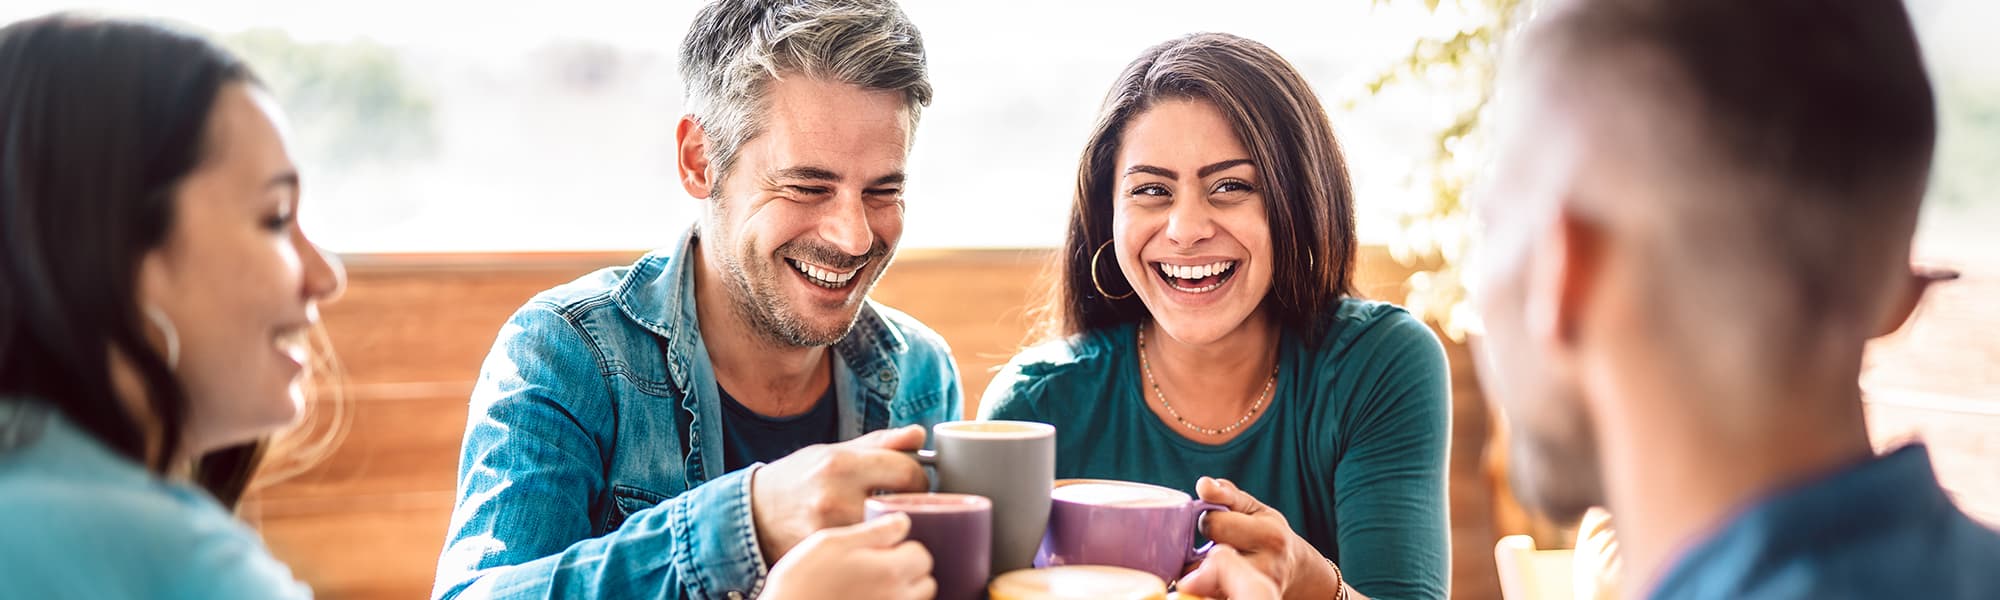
[987, 565, 1168, 600]
[1035, 479, 1229, 583]
[864, 493, 992, 600]
[909, 420, 1056, 575]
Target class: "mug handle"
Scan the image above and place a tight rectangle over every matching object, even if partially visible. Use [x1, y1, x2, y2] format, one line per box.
[903, 449, 938, 465]
[1186, 501, 1232, 564]
[897, 449, 939, 492]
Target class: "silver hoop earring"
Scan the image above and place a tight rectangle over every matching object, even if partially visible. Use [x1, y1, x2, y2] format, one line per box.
[143, 305, 180, 369]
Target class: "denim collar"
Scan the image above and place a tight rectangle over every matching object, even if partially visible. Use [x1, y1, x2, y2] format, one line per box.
[611, 225, 908, 405]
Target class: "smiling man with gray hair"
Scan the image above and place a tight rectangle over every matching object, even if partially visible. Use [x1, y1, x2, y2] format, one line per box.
[432, 1, 960, 598]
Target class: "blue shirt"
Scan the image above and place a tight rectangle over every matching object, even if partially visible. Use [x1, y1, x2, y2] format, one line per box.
[0, 400, 310, 599]
[433, 225, 963, 600]
[1651, 444, 2000, 599]
[981, 300, 1452, 600]
[718, 383, 839, 473]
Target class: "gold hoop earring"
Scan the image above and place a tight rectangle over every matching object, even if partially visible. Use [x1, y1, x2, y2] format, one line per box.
[1090, 240, 1135, 300]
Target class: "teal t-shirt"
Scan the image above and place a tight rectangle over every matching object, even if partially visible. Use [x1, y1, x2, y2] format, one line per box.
[979, 299, 1450, 600]
[0, 400, 311, 599]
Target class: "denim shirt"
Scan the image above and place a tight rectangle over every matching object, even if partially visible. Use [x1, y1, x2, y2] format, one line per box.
[432, 226, 963, 600]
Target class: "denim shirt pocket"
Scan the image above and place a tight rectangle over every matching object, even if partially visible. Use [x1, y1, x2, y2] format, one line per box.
[604, 484, 669, 532]
[887, 383, 947, 427]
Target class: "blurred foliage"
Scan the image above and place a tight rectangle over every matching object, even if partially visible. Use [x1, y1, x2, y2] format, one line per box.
[1931, 72, 2000, 213]
[1350, 0, 1526, 342]
[222, 29, 438, 171]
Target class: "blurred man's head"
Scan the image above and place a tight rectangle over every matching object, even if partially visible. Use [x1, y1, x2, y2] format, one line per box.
[675, 0, 931, 347]
[1473, 0, 1936, 520]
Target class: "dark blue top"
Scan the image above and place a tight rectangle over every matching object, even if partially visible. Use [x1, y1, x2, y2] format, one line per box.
[719, 382, 840, 473]
[1651, 444, 2000, 599]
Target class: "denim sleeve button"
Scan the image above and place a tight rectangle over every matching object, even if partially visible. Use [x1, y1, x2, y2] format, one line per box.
[878, 369, 893, 381]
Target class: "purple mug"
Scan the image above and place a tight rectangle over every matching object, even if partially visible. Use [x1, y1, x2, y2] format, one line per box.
[865, 493, 993, 600]
[1034, 479, 1230, 583]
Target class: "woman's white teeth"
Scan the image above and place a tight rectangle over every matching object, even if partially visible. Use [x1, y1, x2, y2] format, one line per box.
[1156, 260, 1235, 280]
[789, 258, 861, 288]
[1155, 260, 1236, 293]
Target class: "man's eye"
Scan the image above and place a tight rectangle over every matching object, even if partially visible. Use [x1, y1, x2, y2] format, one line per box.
[787, 185, 832, 196]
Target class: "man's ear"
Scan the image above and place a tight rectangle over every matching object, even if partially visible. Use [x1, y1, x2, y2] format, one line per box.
[676, 115, 717, 200]
[1873, 265, 1958, 338]
[1531, 207, 1606, 350]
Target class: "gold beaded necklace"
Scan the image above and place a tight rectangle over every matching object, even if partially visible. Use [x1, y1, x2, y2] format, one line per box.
[1136, 327, 1278, 436]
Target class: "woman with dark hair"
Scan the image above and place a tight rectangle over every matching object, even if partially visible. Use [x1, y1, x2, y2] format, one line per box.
[982, 33, 1450, 599]
[0, 13, 342, 598]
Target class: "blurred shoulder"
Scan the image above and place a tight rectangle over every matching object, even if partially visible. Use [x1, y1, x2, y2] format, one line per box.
[0, 418, 305, 597]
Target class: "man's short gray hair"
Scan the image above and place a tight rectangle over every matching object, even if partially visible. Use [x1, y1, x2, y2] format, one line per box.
[680, 0, 932, 181]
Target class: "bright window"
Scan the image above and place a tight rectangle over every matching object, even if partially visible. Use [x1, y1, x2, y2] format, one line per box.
[2, 1, 1990, 256]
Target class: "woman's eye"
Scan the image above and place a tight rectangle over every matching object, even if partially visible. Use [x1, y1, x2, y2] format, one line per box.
[1215, 180, 1254, 194]
[263, 208, 294, 232]
[1130, 184, 1169, 198]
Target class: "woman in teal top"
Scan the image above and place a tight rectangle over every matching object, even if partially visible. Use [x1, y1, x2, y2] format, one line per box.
[982, 33, 1450, 600]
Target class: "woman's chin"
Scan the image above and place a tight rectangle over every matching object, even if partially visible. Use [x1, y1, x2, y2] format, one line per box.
[1144, 314, 1240, 347]
[1142, 296, 1267, 348]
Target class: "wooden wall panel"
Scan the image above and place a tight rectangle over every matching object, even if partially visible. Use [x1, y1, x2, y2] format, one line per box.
[314, 254, 643, 387]
[252, 390, 470, 502]
[248, 497, 455, 599]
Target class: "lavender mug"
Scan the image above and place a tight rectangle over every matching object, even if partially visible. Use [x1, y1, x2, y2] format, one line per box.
[1034, 479, 1230, 582]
